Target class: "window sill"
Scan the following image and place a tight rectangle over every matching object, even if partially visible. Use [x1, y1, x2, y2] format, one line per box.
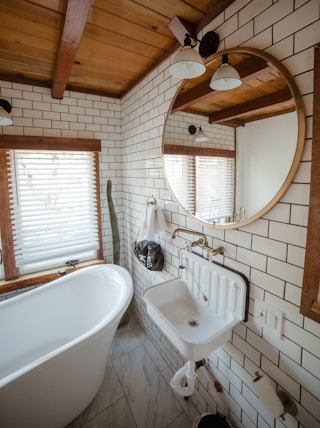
[0, 260, 106, 295]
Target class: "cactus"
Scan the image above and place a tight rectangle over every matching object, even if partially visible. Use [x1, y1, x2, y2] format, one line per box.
[107, 179, 130, 328]
[106, 179, 120, 265]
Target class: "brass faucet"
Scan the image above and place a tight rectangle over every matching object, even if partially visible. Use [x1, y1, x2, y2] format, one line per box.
[206, 245, 224, 256]
[171, 228, 208, 247]
[171, 228, 224, 256]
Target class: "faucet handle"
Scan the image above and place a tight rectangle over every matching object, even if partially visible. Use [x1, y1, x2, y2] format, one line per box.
[184, 241, 192, 252]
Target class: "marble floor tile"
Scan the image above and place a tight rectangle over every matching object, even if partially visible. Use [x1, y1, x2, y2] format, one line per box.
[135, 325, 168, 373]
[65, 314, 197, 428]
[168, 413, 195, 428]
[112, 345, 184, 428]
[109, 314, 142, 361]
[81, 397, 138, 428]
[67, 358, 124, 427]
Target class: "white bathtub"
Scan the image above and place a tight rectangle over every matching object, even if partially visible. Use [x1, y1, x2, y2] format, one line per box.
[0, 264, 133, 428]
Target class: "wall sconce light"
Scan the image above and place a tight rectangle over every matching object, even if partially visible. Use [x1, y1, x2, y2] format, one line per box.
[210, 54, 242, 91]
[188, 125, 209, 142]
[170, 31, 219, 79]
[0, 99, 13, 126]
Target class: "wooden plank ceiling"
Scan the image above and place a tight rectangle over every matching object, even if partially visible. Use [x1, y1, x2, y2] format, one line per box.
[0, 0, 235, 99]
[0, 0, 294, 125]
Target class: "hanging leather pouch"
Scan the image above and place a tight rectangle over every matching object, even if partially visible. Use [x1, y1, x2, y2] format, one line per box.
[133, 240, 164, 271]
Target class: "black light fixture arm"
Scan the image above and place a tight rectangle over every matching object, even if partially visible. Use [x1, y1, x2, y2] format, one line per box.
[184, 33, 201, 45]
[182, 31, 220, 59]
[0, 99, 12, 114]
[221, 54, 230, 64]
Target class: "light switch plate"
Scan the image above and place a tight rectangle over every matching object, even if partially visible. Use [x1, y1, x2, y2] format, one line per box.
[254, 299, 283, 338]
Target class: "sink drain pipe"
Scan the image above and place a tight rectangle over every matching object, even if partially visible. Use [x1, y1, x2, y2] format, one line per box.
[170, 359, 206, 397]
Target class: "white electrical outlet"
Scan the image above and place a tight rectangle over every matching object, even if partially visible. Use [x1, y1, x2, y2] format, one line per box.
[254, 299, 283, 338]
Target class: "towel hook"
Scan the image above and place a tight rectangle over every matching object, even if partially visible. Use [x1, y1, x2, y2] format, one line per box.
[147, 195, 157, 206]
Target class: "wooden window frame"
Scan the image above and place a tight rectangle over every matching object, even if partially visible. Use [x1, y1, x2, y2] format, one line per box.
[301, 45, 320, 323]
[0, 135, 103, 290]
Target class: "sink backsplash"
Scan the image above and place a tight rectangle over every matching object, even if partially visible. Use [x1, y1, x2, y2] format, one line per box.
[179, 250, 250, 322]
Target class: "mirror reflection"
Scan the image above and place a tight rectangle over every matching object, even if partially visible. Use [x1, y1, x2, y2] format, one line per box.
[163, 48, 303, 228]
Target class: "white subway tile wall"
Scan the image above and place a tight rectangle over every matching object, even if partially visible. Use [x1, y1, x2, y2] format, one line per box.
[0, 1, 319, 427]
[121, 1, 320, 428]
[165, 111, 234, 150]
[0, 84, 122, 273]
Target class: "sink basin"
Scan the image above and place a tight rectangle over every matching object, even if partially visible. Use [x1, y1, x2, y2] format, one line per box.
[143, 250, 249, 361]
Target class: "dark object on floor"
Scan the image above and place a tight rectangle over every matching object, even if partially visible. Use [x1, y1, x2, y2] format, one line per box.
[193, 412, 231, 428]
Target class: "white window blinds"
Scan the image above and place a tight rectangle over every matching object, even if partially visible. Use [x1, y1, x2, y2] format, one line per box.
[196, 156, 234, 222]
[8, 150, 99, 273]
[164, 154, 234, 223]
[164, 155, 195, 213]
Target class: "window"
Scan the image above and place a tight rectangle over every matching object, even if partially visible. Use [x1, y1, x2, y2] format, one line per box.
[164, 146, 235, 224]
[0, 136, 103, 282]
[196, 156, 234, 222]
[164, 155, 196, 213]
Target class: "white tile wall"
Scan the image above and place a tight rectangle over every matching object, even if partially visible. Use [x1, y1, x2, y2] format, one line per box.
[0, 83, 122, 267]
[165, 111, 234, 150]
[1, 1, 319, 427]
[120, 1, 320, 428]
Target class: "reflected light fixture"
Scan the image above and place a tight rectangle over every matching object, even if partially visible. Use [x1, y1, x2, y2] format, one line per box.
[210, 54, 242, 91]
[170, 31, 219, 79]
[0, 99, 13, 126]
[188, 125, 209, 143]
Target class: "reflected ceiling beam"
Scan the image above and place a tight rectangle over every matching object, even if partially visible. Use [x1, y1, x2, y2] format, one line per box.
[172, 55, 269, 113]
[182, 107, 246, 127]
[209, 88, 293, 124]
[51, 0, 93, 99]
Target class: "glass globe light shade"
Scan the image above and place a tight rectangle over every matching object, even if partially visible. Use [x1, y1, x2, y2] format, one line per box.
[170, 46, 205, 79]
[210, 62, 242, 91]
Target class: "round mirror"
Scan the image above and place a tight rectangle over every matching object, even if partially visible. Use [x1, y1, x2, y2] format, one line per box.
[163, 47, 305, 229]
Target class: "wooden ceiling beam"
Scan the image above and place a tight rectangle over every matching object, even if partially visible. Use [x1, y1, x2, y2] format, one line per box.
[51, 0, 93, 99]
[167, 16, 196, 46]
[209, 88, 293, 124]
[172, 55, 268, 112]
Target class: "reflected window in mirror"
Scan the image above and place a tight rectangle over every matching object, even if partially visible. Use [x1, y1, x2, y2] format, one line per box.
[164, 151, 235, 224]
[163, 111, 236, 224]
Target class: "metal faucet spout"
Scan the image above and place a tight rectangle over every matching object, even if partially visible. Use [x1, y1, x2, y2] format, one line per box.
[171, 228, 208, 247]
[172, 227, 224, 257]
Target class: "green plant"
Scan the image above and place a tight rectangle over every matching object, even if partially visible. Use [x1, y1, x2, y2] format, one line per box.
[106, 179, 120, 265]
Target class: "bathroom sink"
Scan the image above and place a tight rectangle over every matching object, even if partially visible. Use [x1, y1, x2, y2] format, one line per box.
[143, 250, 249, 361]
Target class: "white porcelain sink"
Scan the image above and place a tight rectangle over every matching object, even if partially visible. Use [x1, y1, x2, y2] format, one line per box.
[143, 250, 249, 361]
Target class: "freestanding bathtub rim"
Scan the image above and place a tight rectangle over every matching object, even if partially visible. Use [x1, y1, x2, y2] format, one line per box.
[0, 263, 133, 388]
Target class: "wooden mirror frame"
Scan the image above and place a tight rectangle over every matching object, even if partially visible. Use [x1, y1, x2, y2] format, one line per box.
[163, 47, 306, 229]
[301, 45, 320, 323]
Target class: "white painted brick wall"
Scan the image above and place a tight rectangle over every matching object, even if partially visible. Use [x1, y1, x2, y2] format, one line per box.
[1, 0, 319, 426]
[121, 1, 320, 428]
[0, 83, 122, 267]
[165, 111, 234, 150]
